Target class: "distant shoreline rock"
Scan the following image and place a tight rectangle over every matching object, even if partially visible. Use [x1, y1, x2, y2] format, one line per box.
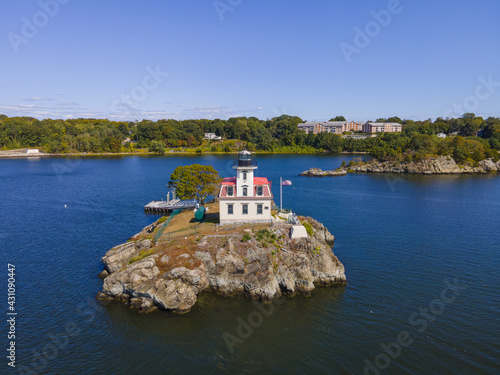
[96, 217, 346, 314]
[299, 168, 347, 177]
[346, 156, 500, 174]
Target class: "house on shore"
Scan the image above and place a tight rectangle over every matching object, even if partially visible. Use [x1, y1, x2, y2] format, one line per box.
[218, 150, 273, 224]
[204, 133, 222, 140]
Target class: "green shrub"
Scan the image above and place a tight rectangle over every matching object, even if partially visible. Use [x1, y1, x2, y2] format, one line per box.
[302, 222, 314, 236]
[157, 216, 168, 224]
[255, 229, 270, 241]
[241, 233, 251, 242]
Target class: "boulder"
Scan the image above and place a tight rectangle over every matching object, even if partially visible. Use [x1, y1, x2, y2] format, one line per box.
[479, 159, 498, 172]
[102, 239, 152, 273]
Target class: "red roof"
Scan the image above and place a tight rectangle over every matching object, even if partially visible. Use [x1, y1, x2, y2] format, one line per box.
[221, 177, 269, 186]
[254, 177, 269, 185]
[221, 177, 236, 186]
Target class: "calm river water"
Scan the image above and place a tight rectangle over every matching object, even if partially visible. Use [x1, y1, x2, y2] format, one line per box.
[1, 154, 499, 374]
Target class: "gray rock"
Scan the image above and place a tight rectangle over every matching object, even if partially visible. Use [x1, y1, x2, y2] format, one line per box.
[479, 159, 498, 172]
[227, 238, 234, 252]
[153, 279, 198, 314]
[300, 168, 347, 177]
[102, 239, 152, 273]
[160, 255, 170, 265]
[98, 270, 109, 279]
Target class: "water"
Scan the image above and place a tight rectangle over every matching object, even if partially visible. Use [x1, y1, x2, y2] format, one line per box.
[1, 154, 499, 374]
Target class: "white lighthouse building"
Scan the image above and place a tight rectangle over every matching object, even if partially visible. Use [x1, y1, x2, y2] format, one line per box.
[218, 150, 273, 224]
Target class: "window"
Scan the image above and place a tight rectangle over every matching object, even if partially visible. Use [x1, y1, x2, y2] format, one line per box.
[256, 186, 263, 196]
[228, 204, 233, 215]
[242, 204, 248, 215]
[243, 187, 248, 196]
[257, 204, 263, 215]
[227, 186, 233, 196]
[243, 171, 247, 180]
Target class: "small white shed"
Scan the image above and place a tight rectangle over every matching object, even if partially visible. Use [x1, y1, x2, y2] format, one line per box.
[290, 225, 308, 239]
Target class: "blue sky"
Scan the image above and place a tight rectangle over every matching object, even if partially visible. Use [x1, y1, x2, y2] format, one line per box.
[0, 0, 499, 122]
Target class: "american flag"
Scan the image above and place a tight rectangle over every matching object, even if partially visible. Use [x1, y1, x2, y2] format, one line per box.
[281, 179, 292, 186]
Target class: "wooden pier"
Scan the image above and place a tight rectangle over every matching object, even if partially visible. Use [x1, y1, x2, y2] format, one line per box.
[144, 199, 199, 213]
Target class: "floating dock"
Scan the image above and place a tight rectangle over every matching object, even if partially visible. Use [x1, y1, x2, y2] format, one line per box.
[144, 199, 199, 213]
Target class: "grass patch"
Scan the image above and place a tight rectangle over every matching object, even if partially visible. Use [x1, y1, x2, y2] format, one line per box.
[129, 249, 155, 264]
[302, 222, 314, 236]
[157, 216, 169, 224]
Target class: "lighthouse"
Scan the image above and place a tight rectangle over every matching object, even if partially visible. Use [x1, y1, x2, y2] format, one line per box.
[218, 150, 273, 224]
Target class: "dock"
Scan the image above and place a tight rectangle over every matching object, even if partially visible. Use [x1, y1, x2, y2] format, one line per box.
[144, 199, 199, 213]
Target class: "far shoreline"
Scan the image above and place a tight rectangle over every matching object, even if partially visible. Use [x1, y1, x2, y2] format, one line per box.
[0, 150, 368, 159]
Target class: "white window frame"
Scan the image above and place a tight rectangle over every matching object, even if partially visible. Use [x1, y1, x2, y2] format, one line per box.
[228, 204, 233, 215]
[257, 204, 263, 215]
[242, 204, 248, 215]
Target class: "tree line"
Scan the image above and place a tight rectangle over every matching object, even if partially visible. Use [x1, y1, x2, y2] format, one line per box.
[0, 113, 499, 164]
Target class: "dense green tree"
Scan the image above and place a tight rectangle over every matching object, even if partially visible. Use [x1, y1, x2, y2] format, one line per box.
[149, 140, 166, 154]
[168, 164, 222, 205]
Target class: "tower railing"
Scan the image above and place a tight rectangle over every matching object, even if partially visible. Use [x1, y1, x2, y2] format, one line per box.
[233, 160, 257, 167]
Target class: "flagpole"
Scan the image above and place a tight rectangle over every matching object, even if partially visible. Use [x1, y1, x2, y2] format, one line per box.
[280, 177, 282, 212]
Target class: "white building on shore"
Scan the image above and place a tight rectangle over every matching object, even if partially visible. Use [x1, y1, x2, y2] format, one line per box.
[218, 150, 273, 224]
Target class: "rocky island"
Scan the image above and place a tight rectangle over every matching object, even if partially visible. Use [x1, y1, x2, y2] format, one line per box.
[96, 208, 346, 314]
[300, 156, 500, 176]
[345, 156, 500, 174]
[299, 168, 347, 177]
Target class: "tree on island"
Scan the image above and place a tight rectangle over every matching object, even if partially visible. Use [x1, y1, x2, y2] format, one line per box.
[329, 116, 346, 121]
[168, 164, 222, 205]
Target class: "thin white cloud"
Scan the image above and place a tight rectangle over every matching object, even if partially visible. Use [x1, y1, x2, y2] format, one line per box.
[23, 97, 54, 102]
